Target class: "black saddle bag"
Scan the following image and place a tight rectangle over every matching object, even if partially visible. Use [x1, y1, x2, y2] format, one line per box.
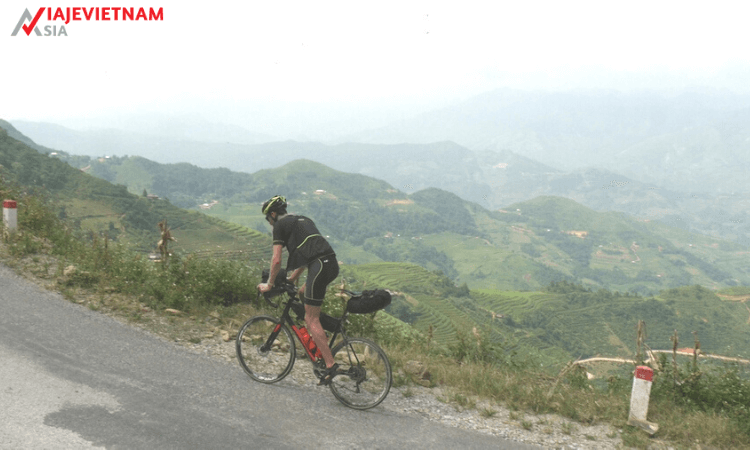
[346, 289, 392, 314]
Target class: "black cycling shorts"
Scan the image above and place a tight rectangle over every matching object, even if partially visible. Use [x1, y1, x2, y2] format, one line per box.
[304, 254, 339, 307]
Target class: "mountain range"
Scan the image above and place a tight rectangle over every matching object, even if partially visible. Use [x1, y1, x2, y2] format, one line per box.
[3, 119, 750, 365]
[5, 86, 750, 281]
[10, 88, 750, 246]
[5, 115, 746, 295]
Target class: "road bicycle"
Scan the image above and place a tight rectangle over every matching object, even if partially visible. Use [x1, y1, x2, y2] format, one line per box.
[236, 280, 392, 410]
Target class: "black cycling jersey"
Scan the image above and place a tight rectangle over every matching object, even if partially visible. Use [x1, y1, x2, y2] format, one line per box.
[272, 215, 335, 271]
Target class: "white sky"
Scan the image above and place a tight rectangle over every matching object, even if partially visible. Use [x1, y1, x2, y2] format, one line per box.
[2, 0, 750, 136]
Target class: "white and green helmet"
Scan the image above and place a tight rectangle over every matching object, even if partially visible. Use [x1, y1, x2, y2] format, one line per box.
[261, 195, 287, 216]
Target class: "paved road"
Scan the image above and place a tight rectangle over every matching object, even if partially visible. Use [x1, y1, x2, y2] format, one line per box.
[0, 263, 538, 449]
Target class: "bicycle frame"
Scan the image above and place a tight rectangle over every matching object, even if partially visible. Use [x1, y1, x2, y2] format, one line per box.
[260, 286, 348, 364]
[240, 283, 393, 409]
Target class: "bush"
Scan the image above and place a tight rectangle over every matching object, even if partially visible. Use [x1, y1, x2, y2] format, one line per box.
[652, 360, 750, 438]
[449, 327, 510, 366]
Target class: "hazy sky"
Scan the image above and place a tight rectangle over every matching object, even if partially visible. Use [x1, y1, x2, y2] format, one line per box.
[3, 0, 750, 137]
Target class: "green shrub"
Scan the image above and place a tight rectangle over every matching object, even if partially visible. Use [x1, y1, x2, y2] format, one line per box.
[7, 232, 43, 257]
[651, 361, 750, 438]
[449, 327, 510, 366]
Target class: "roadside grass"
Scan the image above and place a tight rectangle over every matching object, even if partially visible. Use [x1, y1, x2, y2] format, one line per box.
[3, 184, 750, 449]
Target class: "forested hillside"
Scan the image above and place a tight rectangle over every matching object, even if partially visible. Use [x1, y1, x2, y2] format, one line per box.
[14, 126, 747, 295]
[343, 263, 750, 365]
[0, 124, 269, 258]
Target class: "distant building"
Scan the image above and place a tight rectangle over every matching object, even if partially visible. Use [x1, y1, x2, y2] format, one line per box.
[199, 200, 219, 210]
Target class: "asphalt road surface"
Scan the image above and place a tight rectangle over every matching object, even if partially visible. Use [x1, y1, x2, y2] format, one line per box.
[0, 263, 539, 449]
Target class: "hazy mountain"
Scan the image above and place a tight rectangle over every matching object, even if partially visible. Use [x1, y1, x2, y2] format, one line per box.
[608, 106, 750, 193]
[10, 117, 749, 247]
[7, 87, 750, 247]
[92, 113, 277, 145]
[343, 88, 750, 194]
[13, 114, 275, 149]
[235, 141, 562, 202]
[7, 120, 558, 199]
[13, 121, 280, 167]
[0, 120, 58, 155]
[13, 87, 750, 199]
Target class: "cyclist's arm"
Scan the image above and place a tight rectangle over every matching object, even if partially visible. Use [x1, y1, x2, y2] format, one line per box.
[288, 266, 305, 284]
[265, 244, 284, 288]
[288, 266, 306, 298]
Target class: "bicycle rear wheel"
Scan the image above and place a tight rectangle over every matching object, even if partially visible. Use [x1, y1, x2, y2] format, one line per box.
[236, 315, 296, 383]
[329, 337, 392, 410]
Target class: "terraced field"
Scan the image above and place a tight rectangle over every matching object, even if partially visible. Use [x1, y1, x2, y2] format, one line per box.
[467, 290, 579, 359]
[61, 193, 272, 264]
[470, 290, 552, 321]
[342, 262, 434, 292]
[179, 215, 271, 265]
[340, 263, 476, 346]
[409, 296, 467, 344]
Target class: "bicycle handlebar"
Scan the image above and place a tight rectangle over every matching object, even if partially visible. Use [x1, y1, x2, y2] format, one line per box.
[260, 281, 297, 308]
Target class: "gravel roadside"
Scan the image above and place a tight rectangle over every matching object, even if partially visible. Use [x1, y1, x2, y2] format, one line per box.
[1, 250, 629, 449]
[183, 335, 626, 449]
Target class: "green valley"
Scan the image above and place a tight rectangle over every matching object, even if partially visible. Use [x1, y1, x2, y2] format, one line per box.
[2, 120, 749, 369]
[49, 145, 750, 295]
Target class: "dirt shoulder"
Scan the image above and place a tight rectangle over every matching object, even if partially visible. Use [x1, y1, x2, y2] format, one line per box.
[1, 247, 633, 449]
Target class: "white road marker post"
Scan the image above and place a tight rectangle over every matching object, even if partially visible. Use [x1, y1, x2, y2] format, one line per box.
[627, 365, 659, 434]
[3, 200, 17, 232]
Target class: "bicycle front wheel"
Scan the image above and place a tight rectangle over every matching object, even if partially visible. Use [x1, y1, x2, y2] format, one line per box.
[236, 315, 295, 383]
[329, 337, 392, 410]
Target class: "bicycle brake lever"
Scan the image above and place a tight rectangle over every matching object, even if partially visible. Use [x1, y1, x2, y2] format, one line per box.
[262, 290, 280, 308]
[260, 281, 297, 309]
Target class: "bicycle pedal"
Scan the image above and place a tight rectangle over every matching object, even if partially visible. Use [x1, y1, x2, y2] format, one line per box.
[312, 360, 325, 378]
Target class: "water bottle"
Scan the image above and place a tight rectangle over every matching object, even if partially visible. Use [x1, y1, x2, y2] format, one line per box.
[299, 327, 317, 353]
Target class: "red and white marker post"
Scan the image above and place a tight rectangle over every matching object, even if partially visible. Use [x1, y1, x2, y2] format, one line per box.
[627, 365, 659, 434]
[3, 200, 17, 231]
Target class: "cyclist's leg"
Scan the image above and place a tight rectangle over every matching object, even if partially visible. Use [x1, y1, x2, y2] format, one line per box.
[304, 304, 334, 367]
[304, 256, 339, 369]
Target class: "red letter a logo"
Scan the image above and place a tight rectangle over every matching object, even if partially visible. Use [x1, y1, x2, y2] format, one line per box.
[11, 8, 45, 36]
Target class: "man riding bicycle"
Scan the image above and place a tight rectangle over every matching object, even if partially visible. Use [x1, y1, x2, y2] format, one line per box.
[256, 195, 341, 385]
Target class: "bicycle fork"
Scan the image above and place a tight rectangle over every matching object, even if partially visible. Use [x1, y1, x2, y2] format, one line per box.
[260, 323, 283, 353]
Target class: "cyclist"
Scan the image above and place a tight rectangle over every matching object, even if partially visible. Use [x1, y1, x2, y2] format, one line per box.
[256, 195, 341, 385]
